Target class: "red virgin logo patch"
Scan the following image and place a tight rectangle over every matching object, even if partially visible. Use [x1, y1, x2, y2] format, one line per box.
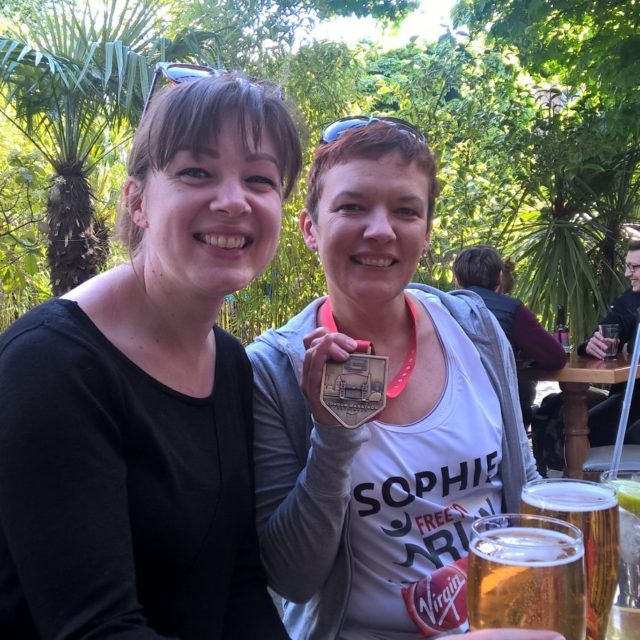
[401, 557, 469, 637]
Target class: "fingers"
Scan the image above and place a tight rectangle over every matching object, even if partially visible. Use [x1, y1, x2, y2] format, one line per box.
[465, 630, 565, 640]
[302, 327, 357, 359]
[586, 332, 607, 359]
[301, 328, 357, 425]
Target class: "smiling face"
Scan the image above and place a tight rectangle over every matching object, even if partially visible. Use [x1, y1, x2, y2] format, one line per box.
[125, 120, 283, 301]
[300, 153, 430, 307]
[625, 249, 640, 292]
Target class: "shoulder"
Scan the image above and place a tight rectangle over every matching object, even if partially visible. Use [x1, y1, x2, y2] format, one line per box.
[248, 298, 322, 370]
[407, 283, 503, 339]
[1, 298, 104, 365]
[619, 289, 640, 312]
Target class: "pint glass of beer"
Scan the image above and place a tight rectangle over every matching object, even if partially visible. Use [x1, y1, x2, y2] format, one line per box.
[521, 478, 619, 640]
[467, 513, 586, 640]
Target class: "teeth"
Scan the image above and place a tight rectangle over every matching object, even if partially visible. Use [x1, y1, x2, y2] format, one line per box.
[197, 233, 246, 249]
[356, 256, 394, 267]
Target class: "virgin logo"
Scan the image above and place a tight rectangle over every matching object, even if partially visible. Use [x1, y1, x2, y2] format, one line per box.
[401, 557, 469, 637]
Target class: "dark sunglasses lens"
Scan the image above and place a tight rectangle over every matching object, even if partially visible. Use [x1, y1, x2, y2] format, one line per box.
[321, 116, 425, 144]
[321, 118, 369, 143]
[165, 65, 216, 83]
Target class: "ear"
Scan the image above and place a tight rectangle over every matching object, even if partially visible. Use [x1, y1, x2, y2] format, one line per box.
[299, 208, 318, 252]
[124, 177, 148, 229]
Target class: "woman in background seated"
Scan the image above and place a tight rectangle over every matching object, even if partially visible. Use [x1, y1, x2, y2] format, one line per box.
[453, 245, 567, 429]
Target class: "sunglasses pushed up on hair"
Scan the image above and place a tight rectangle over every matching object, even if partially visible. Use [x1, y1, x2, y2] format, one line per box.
[141, 62, 225, 119]
[320, 115, 426, 144]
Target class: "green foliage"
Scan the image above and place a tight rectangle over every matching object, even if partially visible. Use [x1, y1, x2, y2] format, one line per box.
[165, 0, 415, 76]
[454, 0, 640, 96]
[3, 0, 640, 349]
[450, 0, 640, 341]
[314, 0, 418, 20]
[0, 115, 51, 328]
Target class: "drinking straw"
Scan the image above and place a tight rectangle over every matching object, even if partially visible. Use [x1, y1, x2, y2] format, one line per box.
[610, 308, 640, 475]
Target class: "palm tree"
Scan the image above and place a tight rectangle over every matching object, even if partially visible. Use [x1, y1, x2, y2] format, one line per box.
[0, 0, 215, 295]
[504, 103, 640, 342]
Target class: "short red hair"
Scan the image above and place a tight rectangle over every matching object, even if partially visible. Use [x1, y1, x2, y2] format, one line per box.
[305, 120, 439, 223]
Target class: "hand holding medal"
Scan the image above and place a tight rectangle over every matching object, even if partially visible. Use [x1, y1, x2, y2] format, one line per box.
[309, 294, 417, 429]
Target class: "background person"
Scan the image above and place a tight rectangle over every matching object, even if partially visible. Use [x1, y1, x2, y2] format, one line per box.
[452, 245, 567, 429]
[0, 71, 301, 639]
[578, 239, 640, 446]
[248, 117, 539, 640]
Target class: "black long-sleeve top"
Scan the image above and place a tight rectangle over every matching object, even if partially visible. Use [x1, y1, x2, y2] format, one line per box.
[467, 286, 567, 370]
[0, 299, 288, 640]
[577, 288, 640, 356]
[576, 288, 640, 394]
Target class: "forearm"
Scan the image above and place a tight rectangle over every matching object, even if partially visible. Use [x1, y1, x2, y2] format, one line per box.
[256, 416, 367, 601]
[512, 307, 566, 369]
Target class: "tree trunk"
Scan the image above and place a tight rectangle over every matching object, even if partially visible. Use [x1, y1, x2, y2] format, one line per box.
[47, 163, 101, 296]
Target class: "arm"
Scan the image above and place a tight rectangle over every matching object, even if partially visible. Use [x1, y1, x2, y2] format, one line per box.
[222, 527, 289, 639]
[579, 295, 636, 357]
[465, 632, 563, 639]
[0, 327, 166, 640]
[250, 343, 368, 603]
[222, 340, 289, 640]
[511, 305, 566, 370]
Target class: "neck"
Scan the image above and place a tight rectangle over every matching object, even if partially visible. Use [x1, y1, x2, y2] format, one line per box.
[128, 262, 222, 350]
[323, 291, 411, 345]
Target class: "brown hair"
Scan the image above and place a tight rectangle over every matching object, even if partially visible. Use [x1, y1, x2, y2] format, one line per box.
[628, 240, 640, 252]
[453, 245, 505, 290]
[117, 72, 302, 250]
[304, 120, 439, 224]
[499, 258, 516, 294]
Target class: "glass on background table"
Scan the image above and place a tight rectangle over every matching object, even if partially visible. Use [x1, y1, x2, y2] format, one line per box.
[601, 470, 640, 640]
[467, 513, 586, 640]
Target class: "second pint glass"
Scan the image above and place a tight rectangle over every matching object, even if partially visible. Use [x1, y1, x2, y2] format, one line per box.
[521, 478, 619, 640]
[467, 513, 586, 640]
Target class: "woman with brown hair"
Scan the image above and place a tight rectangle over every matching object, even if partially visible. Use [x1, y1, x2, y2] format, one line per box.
[0, 68, 301, 639]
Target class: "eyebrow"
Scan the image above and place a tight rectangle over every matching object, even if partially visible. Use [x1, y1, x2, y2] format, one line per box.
[246, 151, 280, 166]
[331, 190, 426, 204]
[332, 190, 363, 200]
[181, 148, 279, 167]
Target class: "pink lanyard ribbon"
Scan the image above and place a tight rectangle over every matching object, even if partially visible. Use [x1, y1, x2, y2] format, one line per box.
[319, 294, 418, 399]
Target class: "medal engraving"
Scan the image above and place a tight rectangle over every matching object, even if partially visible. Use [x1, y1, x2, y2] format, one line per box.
[320, 354, 388, 429]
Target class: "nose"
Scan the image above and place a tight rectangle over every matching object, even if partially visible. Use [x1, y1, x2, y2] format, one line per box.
[210, 178, 250, 217]
[363, 207, 396, 242]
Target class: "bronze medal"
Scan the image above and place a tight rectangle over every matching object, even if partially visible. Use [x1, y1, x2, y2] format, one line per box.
[320, 353, 388, 429]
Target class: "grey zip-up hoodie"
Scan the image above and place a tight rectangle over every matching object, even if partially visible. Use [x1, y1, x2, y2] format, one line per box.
[248, 284, 540, 640]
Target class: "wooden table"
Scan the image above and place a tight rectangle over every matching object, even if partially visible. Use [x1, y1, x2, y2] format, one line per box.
[519, 354, 640, 478]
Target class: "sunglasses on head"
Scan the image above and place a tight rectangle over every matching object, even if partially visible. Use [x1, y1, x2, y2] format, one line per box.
[141, 62, 225, 119]
[320, 115, 426, 144]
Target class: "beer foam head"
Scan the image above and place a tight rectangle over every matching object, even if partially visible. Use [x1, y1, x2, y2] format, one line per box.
[522, 479, 617, 512]
[471, 527, 584, 567]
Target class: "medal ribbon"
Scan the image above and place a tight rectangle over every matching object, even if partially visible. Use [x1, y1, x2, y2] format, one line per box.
[319, 294, 418, 399]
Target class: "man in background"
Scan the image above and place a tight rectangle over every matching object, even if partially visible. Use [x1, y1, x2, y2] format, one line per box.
[579, 239, 640, 446]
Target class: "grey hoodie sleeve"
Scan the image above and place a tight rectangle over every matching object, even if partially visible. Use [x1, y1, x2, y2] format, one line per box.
[249, 342, 368, 602]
